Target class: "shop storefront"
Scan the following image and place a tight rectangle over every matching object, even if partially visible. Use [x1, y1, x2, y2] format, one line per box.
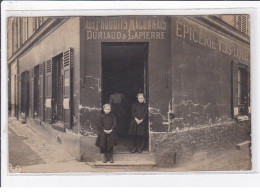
[9, 16, 250, 164]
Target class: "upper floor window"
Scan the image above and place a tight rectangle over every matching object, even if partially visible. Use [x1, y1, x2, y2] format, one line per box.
[235, 15, 249, 36]
[12, 19, 18, 54]
[216, 15, 249, 36]
[33, 17, 44, 33]
[22, 18, 28, 45]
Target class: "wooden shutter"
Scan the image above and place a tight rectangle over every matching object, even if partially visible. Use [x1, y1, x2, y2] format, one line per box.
[18, 74, 21, 118]
[21, 71, 30, 117]
[30, 68, 35, 118]
[45, 59, 53, 123]
[248, 66, 251, 115]
[39, 63, 45, 121]
[231, 61, 239, 118]
[63, 48, 73, 129]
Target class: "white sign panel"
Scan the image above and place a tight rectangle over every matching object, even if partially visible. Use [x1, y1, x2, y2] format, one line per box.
[45, 99, 52, 108]
[234, 107, 239, 116]
[63, 98, 70, 110]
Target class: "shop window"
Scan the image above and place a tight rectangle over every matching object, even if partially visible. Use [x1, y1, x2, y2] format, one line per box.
[231, 62, 249, 119]
[237, 67, 249, 115]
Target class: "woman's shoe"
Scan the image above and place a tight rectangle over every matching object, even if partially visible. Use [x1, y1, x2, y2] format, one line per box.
[103, 154, 108, 163]
[130, 147, 136, 153]
[109, 154, 114, 163]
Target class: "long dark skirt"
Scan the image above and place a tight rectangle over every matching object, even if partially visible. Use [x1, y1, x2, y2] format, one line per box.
[111, 104, 127, 136]
[128, 119, 148, 136]
[95, 131, 118, 149]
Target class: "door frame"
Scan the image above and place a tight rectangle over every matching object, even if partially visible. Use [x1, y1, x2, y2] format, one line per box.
[101, 42, 150, 151]
[101, 42, 149, 103]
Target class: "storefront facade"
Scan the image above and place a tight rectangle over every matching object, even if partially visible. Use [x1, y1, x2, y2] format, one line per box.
[8, 16, 250, 164]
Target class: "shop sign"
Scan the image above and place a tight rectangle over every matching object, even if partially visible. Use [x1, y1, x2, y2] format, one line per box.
[176, 20, 250, 62]
[86, 17, 167, 41]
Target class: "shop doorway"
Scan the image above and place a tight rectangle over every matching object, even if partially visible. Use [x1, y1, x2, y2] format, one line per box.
[101, 42, 149, 152]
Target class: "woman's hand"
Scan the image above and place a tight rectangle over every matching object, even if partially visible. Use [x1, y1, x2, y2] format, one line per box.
[104, 129, 112, 134]
[135, 118, 142, 125]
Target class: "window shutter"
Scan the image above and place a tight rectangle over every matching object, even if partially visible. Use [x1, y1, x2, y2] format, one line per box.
[30, 68, 35, 117]
[236, 15, 242, 32]
[21, 71, 30, 117]
[236, 15, 248, 35]
[18, 74, 21, 118]
[19, 18, 23, 47]
[231, 61, 239, 118]
[45, 59, 53, 124]
[33, 18, 37, 32]
[39, 63, 45, 121]
[23, 18, 28, 43]
[248, 67, 251, 115]
[241, 15, 247, 35]
[63, 48, 73, 129]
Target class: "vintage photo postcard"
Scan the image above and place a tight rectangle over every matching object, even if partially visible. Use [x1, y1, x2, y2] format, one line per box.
[6, 14, 252, 173]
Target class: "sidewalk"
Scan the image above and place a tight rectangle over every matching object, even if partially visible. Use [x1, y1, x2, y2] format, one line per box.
[8, 118, 251, 173]
[9, 118, 92, 173]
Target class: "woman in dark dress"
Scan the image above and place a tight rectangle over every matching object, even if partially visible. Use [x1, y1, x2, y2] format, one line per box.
[95, 104, 117, 163]
[128, 93, 148, 153]
[109, 91, 128, 136]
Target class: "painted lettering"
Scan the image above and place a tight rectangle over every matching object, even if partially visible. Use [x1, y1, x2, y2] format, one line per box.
[175, 20, 249, 62]
[211, 38, 217, 50]
[161, 32, 165, 39]
[192, 29, 199, 43]
[86, 17, 167, 41]
[176, 21, 183, 38]
[206, 36, 211, 48]
[151, 32, 155, 39]
[183, 24, 189, 39]
[199, 33, 205, 45]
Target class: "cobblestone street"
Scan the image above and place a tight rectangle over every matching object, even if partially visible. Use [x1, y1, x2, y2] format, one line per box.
[8, 118, 251, 173]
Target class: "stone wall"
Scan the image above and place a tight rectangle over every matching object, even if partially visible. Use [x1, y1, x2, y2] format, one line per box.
[151, 120, 251, 166]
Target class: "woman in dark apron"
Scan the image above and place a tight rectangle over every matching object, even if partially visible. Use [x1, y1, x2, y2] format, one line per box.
[109, 91, 128, 136]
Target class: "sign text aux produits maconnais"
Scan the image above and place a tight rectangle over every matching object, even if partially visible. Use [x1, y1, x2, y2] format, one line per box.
[86, 17, 167, 40]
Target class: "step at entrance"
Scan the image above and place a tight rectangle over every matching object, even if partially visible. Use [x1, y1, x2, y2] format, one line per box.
[94, 152, 156, 167]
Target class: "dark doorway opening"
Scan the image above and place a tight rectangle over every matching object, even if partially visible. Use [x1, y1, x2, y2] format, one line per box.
[101, 42, 149, 152]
